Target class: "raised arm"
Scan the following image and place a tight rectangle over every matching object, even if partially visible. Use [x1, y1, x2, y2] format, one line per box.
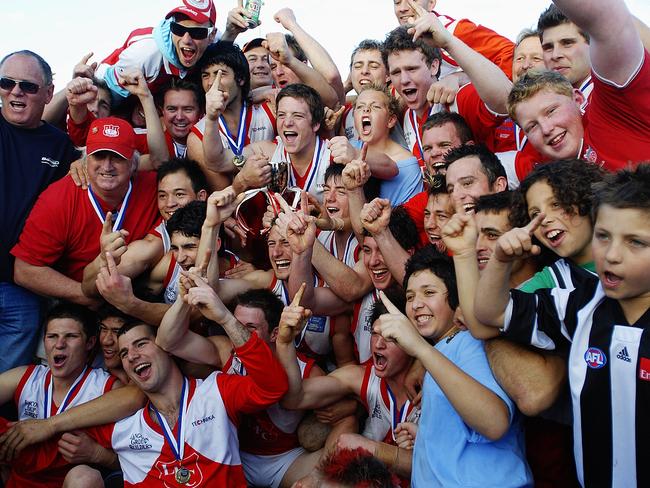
[361, 199, 409, 286]
[120, 69, 169, 169]
[376, 292, 510, 441]
[474, 214, 544, 327]
[264, 33, 340, 109]
[551, 0, 643, 85]
[409, 2, 512, 114]
[275, 290, 359, 410]
[441, 214, 500, 339]
[274, 8, 346, 104]
[156, 293, 230, 369]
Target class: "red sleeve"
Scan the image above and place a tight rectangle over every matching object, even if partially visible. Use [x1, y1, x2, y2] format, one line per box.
[11, 180, 72, 267]
[454, 83, 507, 150]
[0, 417, 67, 474]
[216, 334, 288, 422]
[84, 423, 116, 450]
[402, 191, 428, 247]
[66, 111, 96, 147]
[515, 143, 547, 182]
[451, 19, 515, 78]
[134, 131, 149, 155]
[584, 50, 650, 172]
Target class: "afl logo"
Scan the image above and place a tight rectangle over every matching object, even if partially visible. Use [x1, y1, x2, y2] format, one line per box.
[584, 347, 607, 369]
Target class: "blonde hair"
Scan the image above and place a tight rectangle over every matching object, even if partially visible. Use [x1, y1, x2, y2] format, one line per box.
[507, 70, 574, 121]
[356, 83, 400, 118]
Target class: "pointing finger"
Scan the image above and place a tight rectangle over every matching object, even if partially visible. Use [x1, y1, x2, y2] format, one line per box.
[291, 283, 306, 306]
[379, 290, 401, 314]
[105, 252, 117, 274]
[407, 0, 426, 17]
[102, 212, 113, 234]
[80, 52, 94, 65]
[360, 142, 368, 161]
[524, 212, 545, 235]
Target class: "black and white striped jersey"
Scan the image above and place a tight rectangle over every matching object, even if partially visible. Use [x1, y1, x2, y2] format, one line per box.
[503, 260, 650, 488]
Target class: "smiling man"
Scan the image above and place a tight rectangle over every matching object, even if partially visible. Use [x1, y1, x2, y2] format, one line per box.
[0, 50, 79, 372]
[96, 0, 219, 99]
[11, 117, 158, 305]
[508, 0, 650, 173]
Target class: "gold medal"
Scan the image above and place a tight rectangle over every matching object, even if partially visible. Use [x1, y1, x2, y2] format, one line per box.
[175, 466, 191, 484]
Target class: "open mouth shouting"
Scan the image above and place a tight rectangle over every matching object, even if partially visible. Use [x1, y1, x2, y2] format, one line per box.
[179, 46, 198, 65]
[52, 354, 67, 368]
[360, 115, 372, 136]
[283, 131, 298, 145]
[374, 352, 388, 372]
[133, 362, 152, 381]
[602, 270, 623, 290]
[370, 267, 391, 288]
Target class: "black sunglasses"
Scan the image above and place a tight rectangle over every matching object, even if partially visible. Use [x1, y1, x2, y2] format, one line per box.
[0, 77, 41, 94]
[170, 22, 211, 40]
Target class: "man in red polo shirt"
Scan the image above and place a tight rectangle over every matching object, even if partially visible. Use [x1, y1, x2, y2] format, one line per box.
[12, 117, 159, 306]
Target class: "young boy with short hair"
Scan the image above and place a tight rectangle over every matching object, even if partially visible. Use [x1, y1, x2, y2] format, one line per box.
[475, 163, 650, 487]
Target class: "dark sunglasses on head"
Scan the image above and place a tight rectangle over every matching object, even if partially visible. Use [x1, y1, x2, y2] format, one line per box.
[0, 77, 41, 94]
[170, 22, 211, 40]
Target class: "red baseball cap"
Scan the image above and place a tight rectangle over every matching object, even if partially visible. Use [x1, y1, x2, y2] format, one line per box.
[86, 117, 136, 159]
[166, 0, 216, 26]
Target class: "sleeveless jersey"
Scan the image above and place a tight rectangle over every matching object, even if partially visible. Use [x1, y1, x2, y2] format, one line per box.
[15, 365, 115, 420]
[360, 363, 421, 445]
[352, 290, 379, 364]
[95, 375, 247, 487]
[270, 136, 332, 202]
[191, 101, 276, 154]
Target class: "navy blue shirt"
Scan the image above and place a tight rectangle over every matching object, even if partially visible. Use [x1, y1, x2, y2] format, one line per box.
[0, 113, 78, 282]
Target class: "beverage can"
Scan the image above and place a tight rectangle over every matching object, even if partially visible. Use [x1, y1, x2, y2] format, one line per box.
[245, 0, 262, 28]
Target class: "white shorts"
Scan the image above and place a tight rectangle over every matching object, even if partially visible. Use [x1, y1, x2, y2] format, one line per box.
[240, 446, 305, 488]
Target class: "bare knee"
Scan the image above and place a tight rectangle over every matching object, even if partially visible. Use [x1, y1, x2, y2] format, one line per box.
[63, 465, 104, 488]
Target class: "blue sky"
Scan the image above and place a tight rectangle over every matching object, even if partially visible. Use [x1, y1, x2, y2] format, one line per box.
[2, 0, 648, 89]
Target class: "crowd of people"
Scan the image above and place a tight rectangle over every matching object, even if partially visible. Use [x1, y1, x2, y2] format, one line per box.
[0, 0, 649, 486]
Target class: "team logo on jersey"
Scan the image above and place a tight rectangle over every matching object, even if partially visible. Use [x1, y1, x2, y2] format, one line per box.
[22, 400, 38, 419]
[584, 347, 607, 369]
[129, 432, 152, 450]
[639, 358, 650, 382]
[616, 347, 631, 363]
[584, 146, 598, 164]
[103, 125, 120, 138]
[40, 156, 60, 168]
[371, 403, 383, 420]
[191, 414, 215, 427]
[155, 451, 203, 487]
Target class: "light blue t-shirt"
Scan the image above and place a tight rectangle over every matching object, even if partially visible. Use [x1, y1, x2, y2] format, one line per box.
[412, 331, 532, 488]
[379, 155, 423, 206]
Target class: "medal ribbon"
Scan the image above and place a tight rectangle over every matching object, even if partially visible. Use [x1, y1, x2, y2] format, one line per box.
[386, 382, 411, 442]
[43, 366, 89, 419]
[287, 137, 324, 190]
[408, 106, 435, 163]
[219, 101, 248, 156]
[87, 181, 133, 231]
[152, 377, 189, 463]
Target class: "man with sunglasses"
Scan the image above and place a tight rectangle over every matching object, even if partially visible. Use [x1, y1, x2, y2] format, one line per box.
[96, 0, 219, 100]
[0, 50, 79, 373]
